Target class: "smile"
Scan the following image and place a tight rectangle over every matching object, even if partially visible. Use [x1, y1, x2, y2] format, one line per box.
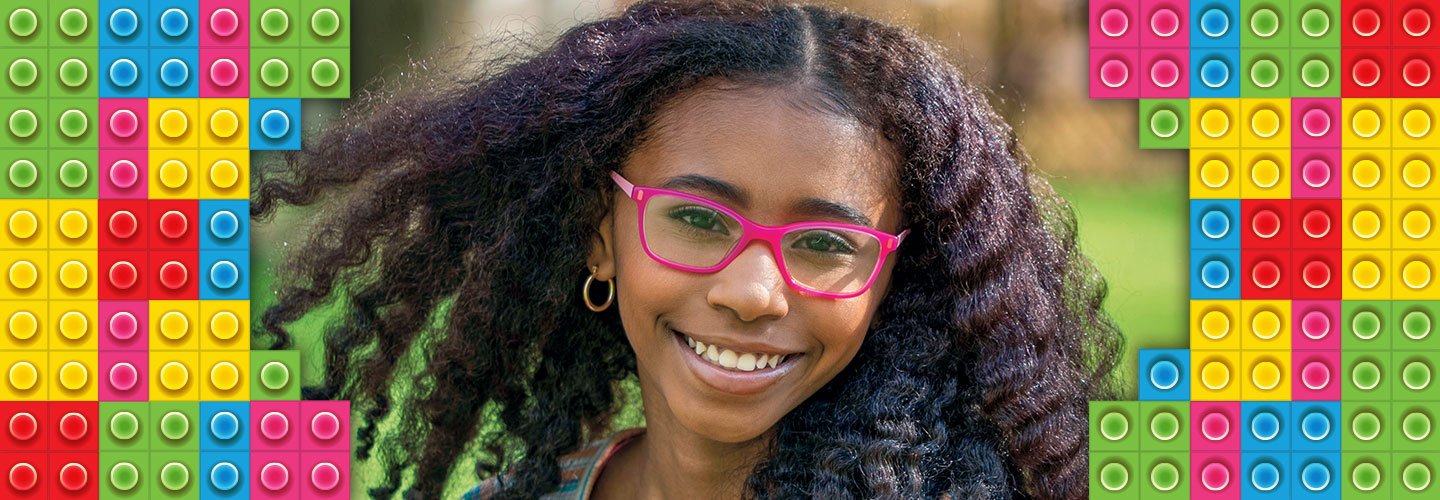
[681, 333, 794, 372]
[670, 328, 803, 396]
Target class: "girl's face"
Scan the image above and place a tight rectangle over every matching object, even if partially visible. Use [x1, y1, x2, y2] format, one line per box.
[589, 84, 904, 443]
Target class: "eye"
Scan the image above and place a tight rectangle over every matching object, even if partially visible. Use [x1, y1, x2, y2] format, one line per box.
[793, 230, 857, 255]
[669, 206, 731, 234]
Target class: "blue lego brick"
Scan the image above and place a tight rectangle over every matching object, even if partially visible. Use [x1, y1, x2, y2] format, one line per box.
[1291, 401, 1341, 451]
[198, 200, 248, 250]
[1191, 0, 1241, 48]
[1192, 249, 1241, 299]
[1192, 199, 1241, 249]
[199, 451, 250, 499]
[1242, 452, 1291, 498]
[1139, 349, 1191, 400]
[249, 98, 300, 150]
[1191, 48, 1241, 98]
[1292, 452, 1340, 498]
[149, 0, 200, 47]
[199, 401, 249, 451]
[100, 0, 148, 47]
[99, 49, 149, 98]
[149, 48, 199, 98]
[1241, 401, 1291, 451]
[198, 250, 248, 300]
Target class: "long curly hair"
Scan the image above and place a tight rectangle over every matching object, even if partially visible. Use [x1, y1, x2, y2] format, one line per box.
[250, 0, 1126, 498]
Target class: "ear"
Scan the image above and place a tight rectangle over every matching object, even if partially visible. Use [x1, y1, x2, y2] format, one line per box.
[586, 209, 617, 281]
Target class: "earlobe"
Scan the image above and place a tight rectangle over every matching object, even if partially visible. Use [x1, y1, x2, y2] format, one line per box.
[586, 212, 617, 281]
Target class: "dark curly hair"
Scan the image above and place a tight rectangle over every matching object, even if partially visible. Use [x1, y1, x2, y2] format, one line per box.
[250, 0, 1126, 498]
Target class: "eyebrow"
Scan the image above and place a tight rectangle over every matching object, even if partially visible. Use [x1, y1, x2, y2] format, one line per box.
[658, 174, 876, 228]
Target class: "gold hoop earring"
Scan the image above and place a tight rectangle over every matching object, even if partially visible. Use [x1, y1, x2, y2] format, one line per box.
[583, 265, 614, 312]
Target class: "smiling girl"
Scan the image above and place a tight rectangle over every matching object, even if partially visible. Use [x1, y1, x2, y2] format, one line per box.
[251, 0, 1126, 498]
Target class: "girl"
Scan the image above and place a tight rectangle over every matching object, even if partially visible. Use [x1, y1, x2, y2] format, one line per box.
[251, 0, 1126, 498]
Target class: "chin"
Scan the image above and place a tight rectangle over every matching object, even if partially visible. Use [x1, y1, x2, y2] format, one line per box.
[675, 404, 778, 444]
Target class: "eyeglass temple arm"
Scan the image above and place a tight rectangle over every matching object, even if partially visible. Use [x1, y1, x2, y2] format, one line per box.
[609, 170, 635, 197]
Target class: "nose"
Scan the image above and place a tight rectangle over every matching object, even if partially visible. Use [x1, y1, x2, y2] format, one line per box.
[707, 240, 789, 322]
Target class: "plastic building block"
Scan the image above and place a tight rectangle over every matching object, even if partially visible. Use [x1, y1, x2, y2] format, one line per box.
[1240, 350, 1290, 400]
[1342, 402, 1391, 452]
[1394, 49, 1439, 98]
[150, 450, 201, 496]
[1342, 251, 1391, 300]
[1239, 452, 1289, 498]
[1292, 350, 1341, 400]
[1192, 300, 1241, 349]
[1142, 98, 1190, 148]
[1239, 401, 1289, 450]
[1341, 149, 1390, 199]
[200, 48, 248, 98]
[1393, 402, 1436, 451]
[200, 401, 250, 451]
[99, 351, 147, 401]
[148, 149, 200, 199]
[301, 0, 350, 47]
[251, 350, 300, 400]
[1191, 0, 1240, 48]
[47, 401, 98, 450]
[1392, 453, 1438, 498]
[1393, 352, 1438, 401]
[252, 400, 300, 451]
[1393, 99, 1440, 149]
[99, 150, 148, 198]
[1292, 98, 1341, 148]
[0, 352, 47, 400]
[1192, 351, 1241, 400]
[1241, 250, 1291, 299]
[1192, 199, 1239, 249]
[0, 300, 47, 350]
[49, 49, 98, 99]
[300, 47, 349, 98]
[47, 250, 98, 300]
[1241, 50, 1289, 98]
[1240, 200, 1290, 248]
[1240, 300, 1289, 348]
[197, 149, 247, 199]
[1291, 401, 1341, 451]
[1391, 203, 1440, 249]
[252, 0, 301, 47]
[200, 0, 251, 48]
[148, 199, 199, 249]
[250, 98, 300, 150]
[1094, 1, 1141, 47]
[199, 300, 248, 350]
[48, 300, 98, 350]
[1292, 251, 1341, 299]
[47, 1, 99, 46]
[1393, 300, 1439, 351]
[1291, 48, 1341, 98]
[1191, 148, 1241, 198]
[48, 199, 99, 249]
[199, 250, 247, 300]
[1239, 149, 1290, 197]
[250, 48, 300, 98]
[1140, 350, 1191, 400]
[1340, 452, 1390, 497]
[1239, 1, 1288, 47]
[1292, 453, 1339, 497]
[148, 300, 199, 351]
[47, 351, 98, 400]
[148, 98, 199, 149]
[1140, 0, 1189, 47]
[300, 451, 349, 498]
[201, 451, 250, 498]
[300, 400, 349, 451]
[253, 451, 301, 499]
[199, 98, 248, 149]
[1341, 0, 1391, 47]
[1343, 50, 1391, 98]
[1192, 98, 1240, 148]
[1392, 251, 1437, 300]
[99, 301, 147, 351]
[99, 98, 148, 149]
[1394, 150, 1440, 199]
[98, 49, 148, 98]
[1193, 50, 1240, 100]
[1190, 451, 1240, 498]
[1342, 352, 1391, 401]
[200, 351, 249, 401]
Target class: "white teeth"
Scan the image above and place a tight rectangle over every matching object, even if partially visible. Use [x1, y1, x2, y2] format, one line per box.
[737, 353, 756, 371]
[682, 334, 794, 372]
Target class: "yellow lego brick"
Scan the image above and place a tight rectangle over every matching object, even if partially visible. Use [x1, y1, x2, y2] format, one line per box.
[47, 350, 96, 401]
[1240, 98, 1291, 149]
[148, 98, 199, 149]
[1392, 201, 1440, 249]
[0, 351, 45, 400]
[149, 350, 198, 401]
[0, 251, 45, 300]
[0, 300, 44, 350]
[1240, 351, 1291, 401]
[1192, 350, 1242, 401]
[198, 99, 249, 149]
[1239, 149, 1292, 198]
[46, 250, 95, 300]
[1343, 200, 1392, 250]
[1191, 98, 1241, 148]
[1342, 150, 1392, 199]
[1241, 300, 1291, 350]
[1393, 251, 1440, 300]
[1393, 99, 1440, 149]
[1191, 149, 1241, 198]
[45, 199, 96, 249]
[0, 200, 45, 250]
[1393, 150, 1440, 199]
[149, 300, 199, 351]
[197, 149, 248, 199]
[148, 149, 200, 199]
[1343, 251, 1391, 300]
[199, 300, 248, 351]
[1192, 300, 1241, 350]
[47, 300, 95, 351]
[199, 351, 249, 401]
[1343, 98, 1392, 148]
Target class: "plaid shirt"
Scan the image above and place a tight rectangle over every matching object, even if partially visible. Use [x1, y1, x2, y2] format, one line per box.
[463, 428, 645, 500]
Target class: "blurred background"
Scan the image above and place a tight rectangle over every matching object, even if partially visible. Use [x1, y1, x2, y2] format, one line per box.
[252, 0, 1188, 497]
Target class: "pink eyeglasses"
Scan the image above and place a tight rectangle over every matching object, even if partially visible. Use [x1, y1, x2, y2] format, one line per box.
[610, 170, 909, 299]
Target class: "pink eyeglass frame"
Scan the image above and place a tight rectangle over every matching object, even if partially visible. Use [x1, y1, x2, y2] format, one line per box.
[610, 170, 910, 299]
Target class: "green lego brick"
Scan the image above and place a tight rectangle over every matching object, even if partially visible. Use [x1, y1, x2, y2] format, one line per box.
[1343, 301, 1391, 351]
[1395, 301, 1440, 351]
[300, 0, 349, 47]
[46, 0, 98, 47]
[149, 451, 201, 499]
[1394, 454, 1438, 498]
[48, 98, 97, 149]
[46, 148, 97, 199]
[1138, 452, 1189, 498]
[99, 452, 150, 499]
[0, 149, 44, 198]
[300, 47, 348, 98]
[251, 350, 301, 400]
[1342, 453, 1391, 498]
[1139, 99, 1190, 150]
[0, 2, 47, 46]
[1241, 49, 1290, 97]
[1138, 401, 1188, 451]
[0, 49, 45, 98]
[148, 401, 200, 451]
[48, 48, 97, 98]
[1091, 452, 1139, 499]
[250, 48, 300, 98]
[1240, 1, 1290, 49]
[0, 98, 46, 149]
[1393, 403, 1436, 452]
[1342, 401, 1391, 452]
[100, 402, 150, 451]
[252, 0, 301, 47]
[1394, 352, 1438, 401]
[1343, 351, 1391, 401]
[1290, 0, 1341, 48]
[1291, 48, 1341, 98]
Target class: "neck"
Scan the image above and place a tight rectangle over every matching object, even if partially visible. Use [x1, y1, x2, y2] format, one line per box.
[617, 392, 775, 499]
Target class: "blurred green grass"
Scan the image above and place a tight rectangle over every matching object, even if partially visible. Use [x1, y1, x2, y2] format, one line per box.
[253, 169, 1191, 498]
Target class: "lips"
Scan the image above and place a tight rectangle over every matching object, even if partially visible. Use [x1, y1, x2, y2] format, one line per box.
[670, 327, 800, 396]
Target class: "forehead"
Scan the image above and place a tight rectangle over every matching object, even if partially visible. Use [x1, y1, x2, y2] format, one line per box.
[626, 83, 902, 230]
